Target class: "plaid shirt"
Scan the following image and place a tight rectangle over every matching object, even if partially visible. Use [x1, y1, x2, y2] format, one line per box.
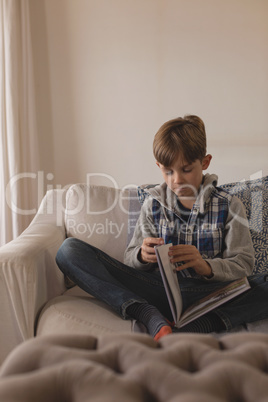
[138, 176, 232, 278]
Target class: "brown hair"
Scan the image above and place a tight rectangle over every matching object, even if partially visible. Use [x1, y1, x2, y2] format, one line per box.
[153, 115, 207, 166]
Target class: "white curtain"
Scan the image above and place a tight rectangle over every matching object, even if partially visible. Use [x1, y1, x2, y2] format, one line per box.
[0, 0, 39, 246]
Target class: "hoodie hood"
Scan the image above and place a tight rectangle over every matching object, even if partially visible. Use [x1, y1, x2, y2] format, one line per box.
[141, 173, 218, 215]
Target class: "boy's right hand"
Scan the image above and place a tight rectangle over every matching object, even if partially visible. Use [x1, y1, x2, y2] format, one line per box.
[139, 237, 164, 264]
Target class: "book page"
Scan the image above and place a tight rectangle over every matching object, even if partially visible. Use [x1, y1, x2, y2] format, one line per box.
[178, 277, 250, 327]
[155, 244, 183, 323]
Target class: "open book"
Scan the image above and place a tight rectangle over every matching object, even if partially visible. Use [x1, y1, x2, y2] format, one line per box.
[154, 243, 250, 328]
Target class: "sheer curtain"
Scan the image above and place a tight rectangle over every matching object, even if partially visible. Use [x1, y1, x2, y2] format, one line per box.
[0, 0, 39, 246]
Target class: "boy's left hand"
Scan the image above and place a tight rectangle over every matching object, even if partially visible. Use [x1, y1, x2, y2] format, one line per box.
[168, 245, 212, 277]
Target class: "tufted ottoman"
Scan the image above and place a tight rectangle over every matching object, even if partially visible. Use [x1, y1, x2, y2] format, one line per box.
[0, 332, 268, 401]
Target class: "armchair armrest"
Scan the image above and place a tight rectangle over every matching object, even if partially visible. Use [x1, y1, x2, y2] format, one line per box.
[0, 189, 67, 364]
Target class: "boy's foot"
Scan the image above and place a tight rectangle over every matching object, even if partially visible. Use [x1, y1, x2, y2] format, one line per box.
[127, 302, 172, 340]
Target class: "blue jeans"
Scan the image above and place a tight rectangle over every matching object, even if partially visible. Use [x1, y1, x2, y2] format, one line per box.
[56, 237, 268, 331]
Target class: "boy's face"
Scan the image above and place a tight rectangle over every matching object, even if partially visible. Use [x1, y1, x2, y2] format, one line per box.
[156, 154, 212, 200]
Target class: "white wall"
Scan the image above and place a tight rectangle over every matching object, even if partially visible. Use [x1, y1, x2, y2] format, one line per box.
[29, 0, 268, 194]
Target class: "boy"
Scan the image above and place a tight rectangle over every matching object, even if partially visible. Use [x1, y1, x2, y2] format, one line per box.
[56, 115, 268, 340]
[125, 115, 253, 281]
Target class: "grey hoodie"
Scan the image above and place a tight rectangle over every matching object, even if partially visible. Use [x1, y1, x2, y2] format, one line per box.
[124, 174, 254, 282]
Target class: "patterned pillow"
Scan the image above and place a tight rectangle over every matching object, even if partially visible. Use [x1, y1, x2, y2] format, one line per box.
[220, 176, 268, 274]
[137, 178, 268, 274]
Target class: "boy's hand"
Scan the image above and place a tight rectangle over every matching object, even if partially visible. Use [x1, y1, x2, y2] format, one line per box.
[139, 237, 164, 264]
[168, 245, 212, 277]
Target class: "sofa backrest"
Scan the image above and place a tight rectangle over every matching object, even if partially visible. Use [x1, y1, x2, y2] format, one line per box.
[65, 176, 268, 273]
[65, 184, 141, 262]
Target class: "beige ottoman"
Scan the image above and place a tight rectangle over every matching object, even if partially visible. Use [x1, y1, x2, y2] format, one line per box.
[1, 332, 268, 401]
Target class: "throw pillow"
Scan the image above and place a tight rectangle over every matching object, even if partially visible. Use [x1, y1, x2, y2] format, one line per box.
[220, 176, 268, 274]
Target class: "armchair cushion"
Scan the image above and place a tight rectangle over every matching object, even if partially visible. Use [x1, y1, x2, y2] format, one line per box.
[64, 184, 140, 263]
